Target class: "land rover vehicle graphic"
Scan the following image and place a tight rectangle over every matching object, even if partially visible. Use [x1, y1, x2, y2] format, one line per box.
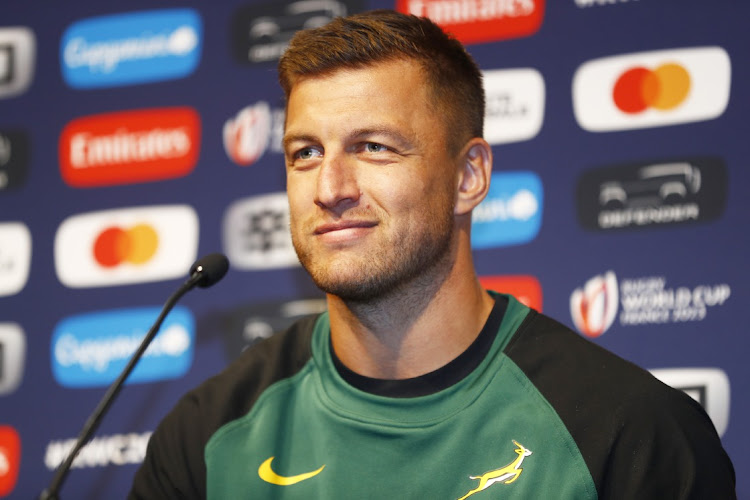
[246, 0, 347, 62]
[598, 162, 701, 209]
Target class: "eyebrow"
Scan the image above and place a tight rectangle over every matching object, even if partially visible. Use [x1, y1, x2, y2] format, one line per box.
[282, 133, 317, 152]
[350, 127, 415, 149]
[283, 127, 415, 151]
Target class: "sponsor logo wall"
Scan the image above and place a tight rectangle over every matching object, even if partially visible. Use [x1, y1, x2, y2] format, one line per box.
[59, 107, 201, 187]
[51, 306, 194, 387]
[471, 171, 543, 248]
[0, 131, 29, 191]
[0, 1, 747, 498]
[0, 27, 35, 99]
[60, 9, 203, 88]
[395, 0, 545, 44]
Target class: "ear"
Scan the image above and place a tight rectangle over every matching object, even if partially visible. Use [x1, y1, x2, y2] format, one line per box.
[455, 138, 492, 216]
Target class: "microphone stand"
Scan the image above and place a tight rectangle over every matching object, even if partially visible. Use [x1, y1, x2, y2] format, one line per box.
[39, 268, 207, 500]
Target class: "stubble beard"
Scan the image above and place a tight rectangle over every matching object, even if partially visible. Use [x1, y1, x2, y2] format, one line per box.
[291, 206, 456, 305]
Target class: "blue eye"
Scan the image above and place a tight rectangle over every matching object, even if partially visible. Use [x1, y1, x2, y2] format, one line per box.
[296, 147, 320, 160]
[365, 143, 387, 153]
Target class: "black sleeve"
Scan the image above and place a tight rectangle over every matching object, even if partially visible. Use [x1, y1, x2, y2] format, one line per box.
[128, 392, 207, 499]
[599, 387, 736, 499]
[128, 315, 317, 499]
[505, 310, 736, 499]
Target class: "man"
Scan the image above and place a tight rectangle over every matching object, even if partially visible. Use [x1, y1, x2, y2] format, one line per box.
[130, 10, 735, 499]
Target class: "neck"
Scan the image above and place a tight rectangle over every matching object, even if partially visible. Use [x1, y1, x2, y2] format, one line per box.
[327, 232, 494, 379]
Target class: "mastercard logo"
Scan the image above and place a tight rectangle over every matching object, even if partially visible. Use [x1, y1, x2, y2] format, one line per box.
[613, 63, 690, 114]
[93, 224, 159, 268]
[54, 205, 199, 288]
[573, 46, 730, 131]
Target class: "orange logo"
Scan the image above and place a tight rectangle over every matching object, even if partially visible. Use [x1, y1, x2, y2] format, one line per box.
[396, 0, 544, 45]
[54, 205, 199, 288]
[479, 275, 542, 311]
[59, 107, 200, 187]
[613, 64, 691, 114]
[572, 47, 730, 132]
[93, 224, 159, 268]
[0, 426, 21, 497]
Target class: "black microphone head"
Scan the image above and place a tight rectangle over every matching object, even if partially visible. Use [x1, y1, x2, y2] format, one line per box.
[189, 253, 229, 288]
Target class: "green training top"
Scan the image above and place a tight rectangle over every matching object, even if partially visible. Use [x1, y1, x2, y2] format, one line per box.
[131, 294, 736, 499]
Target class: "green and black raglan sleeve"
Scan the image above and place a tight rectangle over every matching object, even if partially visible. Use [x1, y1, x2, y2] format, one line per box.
[504, 308, 737, 499]
[128, 315, 319, 500]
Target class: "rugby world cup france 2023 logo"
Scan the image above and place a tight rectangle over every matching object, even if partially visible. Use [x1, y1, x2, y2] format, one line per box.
[570, 271, 619, 338]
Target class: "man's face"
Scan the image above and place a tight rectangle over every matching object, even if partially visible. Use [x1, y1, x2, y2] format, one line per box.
[284, 59, 460, 301]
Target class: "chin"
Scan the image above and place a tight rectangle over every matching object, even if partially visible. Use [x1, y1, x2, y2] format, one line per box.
[308, 266, 386, 302]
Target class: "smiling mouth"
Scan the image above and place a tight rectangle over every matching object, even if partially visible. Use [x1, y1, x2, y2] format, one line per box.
[313, 220, 378, 235]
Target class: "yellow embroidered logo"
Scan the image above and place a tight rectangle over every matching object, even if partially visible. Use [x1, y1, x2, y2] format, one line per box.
[258, 456, 325, 486]
[457, 440, 533, 500]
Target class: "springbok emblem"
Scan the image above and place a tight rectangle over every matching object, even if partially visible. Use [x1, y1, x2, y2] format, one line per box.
[457, 440, 532, 500]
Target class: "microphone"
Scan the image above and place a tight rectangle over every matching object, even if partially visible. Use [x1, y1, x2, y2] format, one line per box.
[39, 253, 229, 500]
[190, 252, 229, 288]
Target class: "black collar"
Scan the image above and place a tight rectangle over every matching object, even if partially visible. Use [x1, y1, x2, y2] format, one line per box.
[331, 294, 507, 398]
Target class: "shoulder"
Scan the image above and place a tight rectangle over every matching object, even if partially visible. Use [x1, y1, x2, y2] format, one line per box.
[504, 309, 735, 498]
[178, 312, 319, 436]
[129, 314, 320, 499]
[504, 309, 661, 402]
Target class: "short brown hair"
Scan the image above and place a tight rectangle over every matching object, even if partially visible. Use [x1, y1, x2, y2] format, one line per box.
[278, 9, 485, 149]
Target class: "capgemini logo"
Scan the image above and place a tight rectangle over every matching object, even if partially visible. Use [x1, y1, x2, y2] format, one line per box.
[60, 9, 203, 88]
[570, 271, 619, 338]
[471, 171, 543, 249]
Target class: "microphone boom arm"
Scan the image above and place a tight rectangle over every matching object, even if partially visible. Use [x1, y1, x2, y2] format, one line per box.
[40, 253, 228, 500]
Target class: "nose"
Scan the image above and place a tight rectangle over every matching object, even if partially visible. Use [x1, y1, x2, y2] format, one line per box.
[315, 152, 360, 211]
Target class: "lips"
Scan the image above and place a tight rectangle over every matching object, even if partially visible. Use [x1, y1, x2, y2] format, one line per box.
[313, 220, 377, 235]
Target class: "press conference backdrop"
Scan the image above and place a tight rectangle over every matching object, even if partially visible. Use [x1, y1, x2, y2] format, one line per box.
[1, 0, 748, 497]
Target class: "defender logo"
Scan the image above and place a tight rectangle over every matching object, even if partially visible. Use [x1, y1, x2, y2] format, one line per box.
[232, 0, 362, 64]
[458, 440, 532, 499]
[258, 456, 325, 485]
[205, 297, 326, 362]
[576, 157, 727, 231]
